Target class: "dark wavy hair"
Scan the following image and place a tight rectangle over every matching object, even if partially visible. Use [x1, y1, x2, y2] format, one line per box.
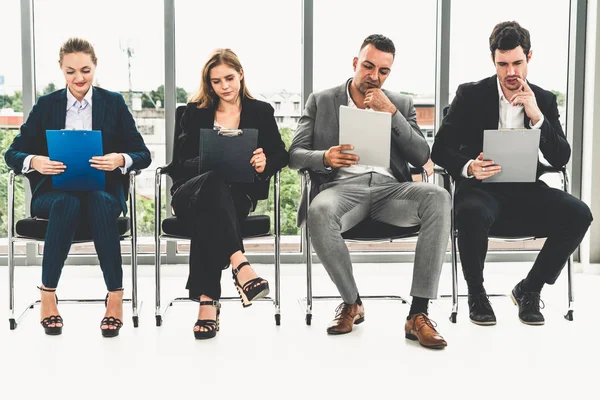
[489, 21, 531, 60]
[360, 34, 395, 58]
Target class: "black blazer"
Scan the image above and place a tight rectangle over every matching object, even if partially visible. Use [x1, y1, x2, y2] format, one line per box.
[4, 87, 152, 214]
[167, 97, 289, 205]
[431, 75, 570, 181]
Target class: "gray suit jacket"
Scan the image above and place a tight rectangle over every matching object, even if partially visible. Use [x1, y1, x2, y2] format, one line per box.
[289, 80, 430, 226]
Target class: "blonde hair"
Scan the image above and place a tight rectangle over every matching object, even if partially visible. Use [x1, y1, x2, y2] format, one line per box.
[189, 48, 254, 108]
[59, 37, 98, 66]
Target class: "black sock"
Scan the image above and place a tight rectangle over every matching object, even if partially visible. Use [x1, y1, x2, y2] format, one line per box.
[521, 276, 544, 293]
[408, 296, 429, 318]
[355, 294, 362, 306]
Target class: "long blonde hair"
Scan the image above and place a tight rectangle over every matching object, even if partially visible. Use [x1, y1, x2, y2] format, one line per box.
[188, 48, 254, 108]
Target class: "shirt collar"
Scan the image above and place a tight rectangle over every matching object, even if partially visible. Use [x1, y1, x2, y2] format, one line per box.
[346, 79, 357, 108]
[66, 86, 93, 110]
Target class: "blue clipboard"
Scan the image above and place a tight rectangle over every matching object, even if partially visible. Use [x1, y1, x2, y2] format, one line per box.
[46, 130, 106, 191]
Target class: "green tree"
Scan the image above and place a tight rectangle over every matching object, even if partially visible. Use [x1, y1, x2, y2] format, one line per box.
[3, 91, 23, 112]
[551, 90, 566, 107]
[252, 127, 300, 235]
[0, 130, 26, 238]
[43, 83, 57, 95]
[142, 85, 189, 108]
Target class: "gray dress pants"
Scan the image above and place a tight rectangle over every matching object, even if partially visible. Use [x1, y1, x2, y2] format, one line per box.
[307, 173, 451, 303]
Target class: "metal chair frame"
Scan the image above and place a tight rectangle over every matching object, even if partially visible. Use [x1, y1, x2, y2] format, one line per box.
[7, 169, 141, 330]
[153, 169, 282, 326]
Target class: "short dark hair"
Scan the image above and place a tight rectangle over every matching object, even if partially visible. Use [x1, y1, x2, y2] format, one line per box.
[489, 21, 531, 60]
[360, 34, 395, 58]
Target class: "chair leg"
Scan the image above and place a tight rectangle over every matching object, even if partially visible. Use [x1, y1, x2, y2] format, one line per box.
[155, 237, 162, 327]
[8, 236, 16, 330]
[273, 171, 281, 326]
[131, 233, 139, 328]
[564, 255, 574, 321]
[450, 229, 459, 324]
[305, 224, 313, 326]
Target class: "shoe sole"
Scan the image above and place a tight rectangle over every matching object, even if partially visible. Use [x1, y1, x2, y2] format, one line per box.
[326, 316, 364, 335]
[235, 285, 270, 308]
[470, 319, 497, 326]
[101, 329, 120, 338]
[405, 333, 447, 350]
[510, 292, 545, 326]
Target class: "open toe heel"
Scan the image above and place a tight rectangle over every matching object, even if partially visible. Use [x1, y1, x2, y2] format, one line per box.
[101, 288, 124, 338]
[232, 261, 270, 308]
[194, 300, 221, 340]
[38, 286, 63, 336]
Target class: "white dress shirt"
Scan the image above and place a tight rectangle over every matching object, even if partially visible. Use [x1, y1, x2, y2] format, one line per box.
[460, 78, 546, 178]
[334, 80, 396, 181]
[23, 87, 132, 174]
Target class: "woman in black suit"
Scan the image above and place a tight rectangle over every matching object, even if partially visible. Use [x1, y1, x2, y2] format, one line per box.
[168, 48, 288, 339]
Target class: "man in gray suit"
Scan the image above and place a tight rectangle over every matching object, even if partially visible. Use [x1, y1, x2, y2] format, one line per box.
[289, 34, 450, 349]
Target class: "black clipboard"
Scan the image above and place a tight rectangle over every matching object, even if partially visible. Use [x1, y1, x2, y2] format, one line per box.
[199, 128, 259, 183]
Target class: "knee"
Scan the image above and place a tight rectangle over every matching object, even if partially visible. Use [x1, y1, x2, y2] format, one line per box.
[564, 201, 593, 232]
[88, 191, 119, 208]
[87, 191, 120, 215]
[307, 201, 336, 231]
[424, 186, 451, 215]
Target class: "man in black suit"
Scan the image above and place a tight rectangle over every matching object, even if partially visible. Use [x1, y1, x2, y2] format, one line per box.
[432, 21, 592, 326]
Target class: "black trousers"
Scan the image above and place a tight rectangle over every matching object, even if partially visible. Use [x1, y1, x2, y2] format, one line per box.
[455, 179, 593, 292]
[171, 171, 252, 300]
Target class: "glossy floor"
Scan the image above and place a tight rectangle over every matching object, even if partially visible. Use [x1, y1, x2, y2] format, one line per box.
[1, 262, 598, 400]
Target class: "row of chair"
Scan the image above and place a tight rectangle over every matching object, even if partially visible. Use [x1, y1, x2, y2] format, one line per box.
[5, 105, 574, 330]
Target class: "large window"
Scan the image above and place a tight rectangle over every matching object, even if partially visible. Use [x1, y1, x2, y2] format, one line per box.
[449, 0, 570, 251]
[33, 0, 165, 255]
[0, 1, 25, 256]
[175, 0, 302, 254]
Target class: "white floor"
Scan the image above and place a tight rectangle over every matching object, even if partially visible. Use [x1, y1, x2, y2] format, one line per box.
[1, 261, 599, 400]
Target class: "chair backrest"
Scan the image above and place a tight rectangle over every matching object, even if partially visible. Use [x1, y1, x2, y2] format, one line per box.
[442, 105, 449, 118]
[172, 104, 187, 165]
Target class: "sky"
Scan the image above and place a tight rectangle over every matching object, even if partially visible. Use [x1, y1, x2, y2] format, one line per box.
[0, 0, 570, 101]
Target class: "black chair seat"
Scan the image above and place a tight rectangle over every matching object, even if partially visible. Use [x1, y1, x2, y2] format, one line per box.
[342, 219, 420, 241]
[162, 215, 271, 239]
[15, 217, 131, 241]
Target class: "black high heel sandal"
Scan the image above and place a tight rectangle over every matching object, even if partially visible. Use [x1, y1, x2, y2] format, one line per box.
[101, 288, 124, 338]
[232, 261, 270, 308]
[194, 300, 221, 340]
[38, 286, 63, 336]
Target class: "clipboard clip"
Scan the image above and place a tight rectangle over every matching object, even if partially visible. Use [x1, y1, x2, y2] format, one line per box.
[218, 128, 243, 137]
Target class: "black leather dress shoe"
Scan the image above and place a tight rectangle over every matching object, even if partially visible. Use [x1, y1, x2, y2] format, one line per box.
[468, 293, 497, 325]
[511, 281, 545, 325]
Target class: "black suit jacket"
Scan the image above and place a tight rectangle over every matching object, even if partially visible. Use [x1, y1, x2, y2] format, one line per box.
[4, 87, 152, 214]
[431, 75, 570, 181]
[167, 97, 289, 205]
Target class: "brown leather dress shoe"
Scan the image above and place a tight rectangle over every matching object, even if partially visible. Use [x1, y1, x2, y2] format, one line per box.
[405, 313, 447, 349]
[326, 302, 365, 335]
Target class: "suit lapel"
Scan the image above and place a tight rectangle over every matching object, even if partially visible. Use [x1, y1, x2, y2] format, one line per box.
[92, 87, 106, 131]
[332, 81, 349, 144]
[54, 89, 68, 129]
[483, 76, 500, 130]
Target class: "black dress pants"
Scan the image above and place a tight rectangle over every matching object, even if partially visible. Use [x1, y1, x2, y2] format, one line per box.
[455, 179, 593, 292]
[171, 171, 252, 300]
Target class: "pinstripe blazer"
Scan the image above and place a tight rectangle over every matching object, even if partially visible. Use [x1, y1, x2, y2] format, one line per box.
[4, 87, 151, 215]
